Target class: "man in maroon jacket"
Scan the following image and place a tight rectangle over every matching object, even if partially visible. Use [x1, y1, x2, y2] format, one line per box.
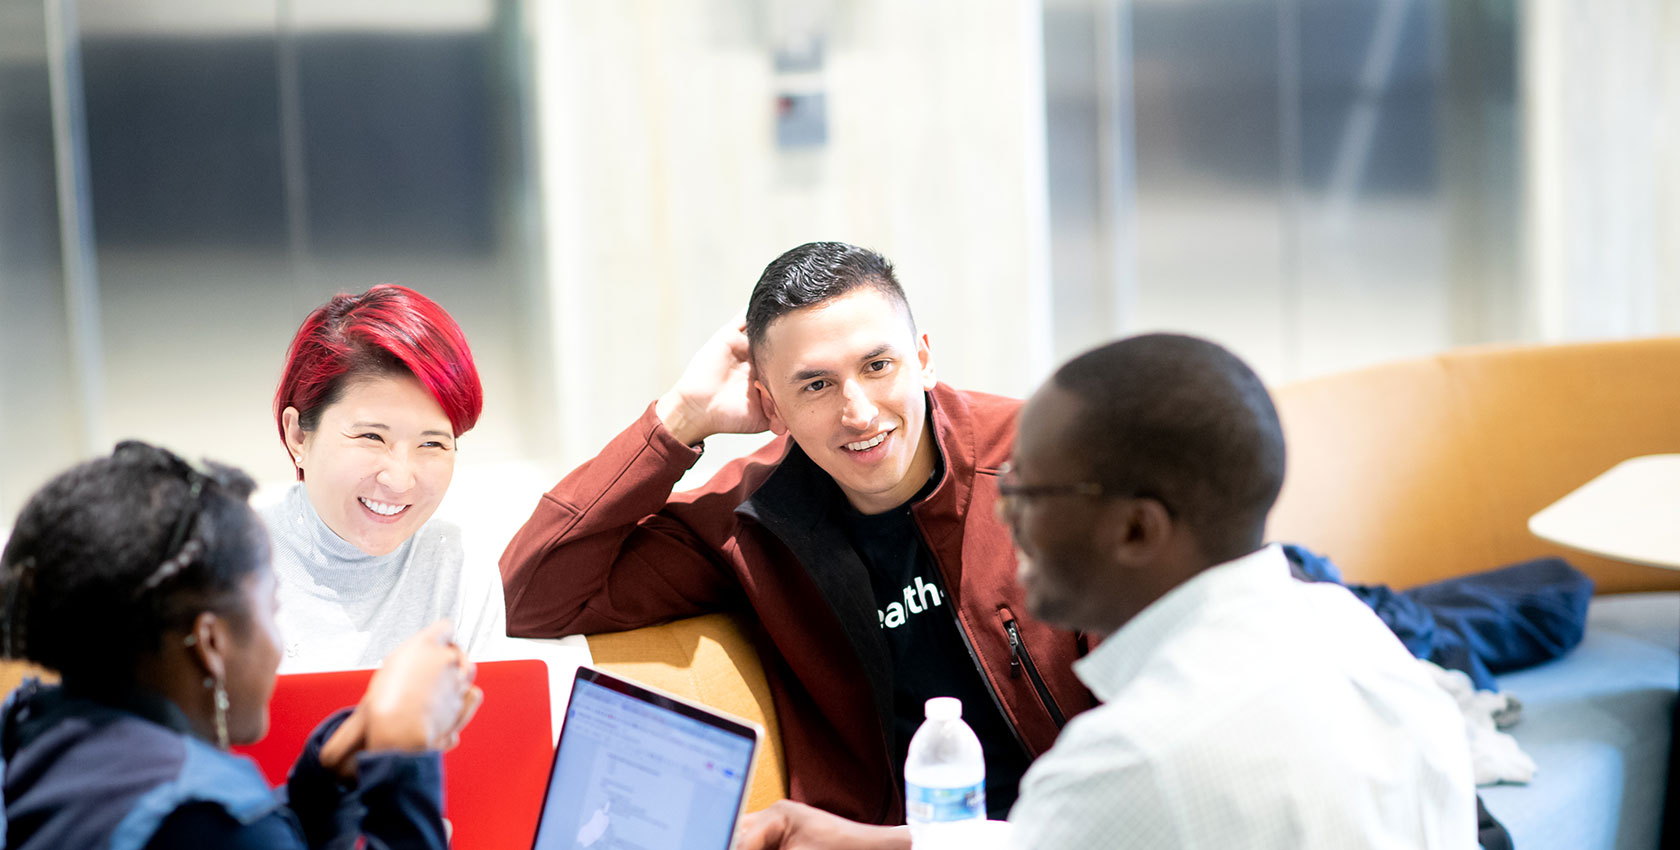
[500, 242, 1094, 823]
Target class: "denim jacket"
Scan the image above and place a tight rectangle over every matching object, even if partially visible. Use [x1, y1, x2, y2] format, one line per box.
[1, 679, 445, 850]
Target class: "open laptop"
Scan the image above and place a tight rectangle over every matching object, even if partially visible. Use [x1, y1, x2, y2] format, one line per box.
[234, 658, 555, 850]
[531, 665, 762, 850]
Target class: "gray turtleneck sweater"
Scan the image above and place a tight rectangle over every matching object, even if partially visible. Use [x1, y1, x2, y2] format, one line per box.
[261, 483, 507, 673]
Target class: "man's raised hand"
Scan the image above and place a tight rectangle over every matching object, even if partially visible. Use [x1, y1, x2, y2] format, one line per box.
[656, 314, 773, 446]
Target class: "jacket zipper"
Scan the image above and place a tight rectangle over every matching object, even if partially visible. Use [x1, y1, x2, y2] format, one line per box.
[1005, 618, 1066, 728]
[919, 550, 1032, 760]
[948, 601, 1033, 760]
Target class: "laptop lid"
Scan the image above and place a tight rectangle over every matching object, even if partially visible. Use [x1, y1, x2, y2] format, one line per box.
[531, 665, 762, 850]
[235, 658, 555, 850]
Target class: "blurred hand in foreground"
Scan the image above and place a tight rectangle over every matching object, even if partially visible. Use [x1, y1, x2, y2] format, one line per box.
[735, 800, 909, 850]
[320, 620, 482, 777]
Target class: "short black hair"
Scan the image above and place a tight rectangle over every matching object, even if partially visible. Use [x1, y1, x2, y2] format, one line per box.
[0, 441, 268, 686]
[744, 242, 915, 354]
[1051, 334, 1285, 560]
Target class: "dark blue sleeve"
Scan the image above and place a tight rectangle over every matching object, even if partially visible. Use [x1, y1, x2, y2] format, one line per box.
[142, 801, 306, 850]
[285, 709, 449, 850]
[1402, 557, 1594, 682]
[1282, 544, 1595, 690]
[1282, 543, 1344, 583]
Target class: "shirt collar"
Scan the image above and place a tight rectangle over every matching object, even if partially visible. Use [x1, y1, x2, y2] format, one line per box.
[1074, 544, 1288, 701]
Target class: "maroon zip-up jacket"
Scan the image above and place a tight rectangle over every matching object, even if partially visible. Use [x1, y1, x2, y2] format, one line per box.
[499, 383, 1095, 824]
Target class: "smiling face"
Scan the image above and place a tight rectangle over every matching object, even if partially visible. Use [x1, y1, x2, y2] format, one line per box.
[753, 288, 939, 515]
[1004, 383, 1194, 637]
[1000, 384, 1124, 633]
[283, 372, 456, 556]
[1001, 380, 1212, 638]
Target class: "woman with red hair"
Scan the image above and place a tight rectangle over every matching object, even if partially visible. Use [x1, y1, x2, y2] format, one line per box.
[266, 284, 504, 672]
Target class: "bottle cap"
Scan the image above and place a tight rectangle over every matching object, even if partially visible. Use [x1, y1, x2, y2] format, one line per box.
[924, 696, 962, 720]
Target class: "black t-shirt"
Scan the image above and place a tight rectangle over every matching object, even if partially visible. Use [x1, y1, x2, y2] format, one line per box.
[838, 465, 1031, 820]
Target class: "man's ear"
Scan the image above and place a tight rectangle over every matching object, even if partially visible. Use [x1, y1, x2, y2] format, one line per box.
[1107, 497, 1174, 565]
[917, 332, 936, 390]
[755, 380, 788, 436]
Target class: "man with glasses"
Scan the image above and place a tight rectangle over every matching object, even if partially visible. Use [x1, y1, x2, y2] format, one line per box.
[501, 242, 1095, 825]
[737, 333, 1480, 850]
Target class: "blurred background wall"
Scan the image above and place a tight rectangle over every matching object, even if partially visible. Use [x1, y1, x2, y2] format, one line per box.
[2, 0, 1677, 521]
[527, 0, 1053, 484]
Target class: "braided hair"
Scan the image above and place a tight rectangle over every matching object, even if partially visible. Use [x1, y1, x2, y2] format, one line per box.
[0, 441, 268, 686]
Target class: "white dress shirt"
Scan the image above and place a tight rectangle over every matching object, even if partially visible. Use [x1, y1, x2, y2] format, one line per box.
[1009, 545, 1477, 849]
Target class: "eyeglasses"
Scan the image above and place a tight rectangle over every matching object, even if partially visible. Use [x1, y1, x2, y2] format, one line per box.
[995, 462, 1173, 519]
[995, 461, 1108, 516]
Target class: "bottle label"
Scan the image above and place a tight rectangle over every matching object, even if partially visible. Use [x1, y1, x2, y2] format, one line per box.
[906, 780, 985, 823]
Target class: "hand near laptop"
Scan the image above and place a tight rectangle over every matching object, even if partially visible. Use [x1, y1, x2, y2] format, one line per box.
[319, 620, 484, 778]
[655, 313, 776, 446]
[736, 801, 908, 850]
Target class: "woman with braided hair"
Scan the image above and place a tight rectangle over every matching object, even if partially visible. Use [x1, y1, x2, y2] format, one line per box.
[0, 441, 481, 850]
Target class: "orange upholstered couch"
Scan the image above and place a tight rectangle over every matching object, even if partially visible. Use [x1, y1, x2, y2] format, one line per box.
[1267, 336, 1680, 595]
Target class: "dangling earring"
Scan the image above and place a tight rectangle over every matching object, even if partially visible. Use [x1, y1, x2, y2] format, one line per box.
[204, 675, 230, 749]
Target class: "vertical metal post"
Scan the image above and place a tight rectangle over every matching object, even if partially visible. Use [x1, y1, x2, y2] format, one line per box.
[1275, 0, 1304, 379]
[275, 0, 313, 300]
[44, 0, 106, 457]
[1096, 0, 1137, 337]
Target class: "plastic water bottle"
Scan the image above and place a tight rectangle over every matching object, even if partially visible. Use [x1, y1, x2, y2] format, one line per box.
[904, 697, 985, 849]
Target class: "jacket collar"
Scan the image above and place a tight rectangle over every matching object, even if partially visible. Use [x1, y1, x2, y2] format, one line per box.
[2, 679, 198, 764]
[736, 437, 895, 732]
[734, 385, 976, 744]
[909, 383, 978, 580]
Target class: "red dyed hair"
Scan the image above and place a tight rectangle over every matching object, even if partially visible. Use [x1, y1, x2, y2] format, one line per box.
[275, 285, 483, 480]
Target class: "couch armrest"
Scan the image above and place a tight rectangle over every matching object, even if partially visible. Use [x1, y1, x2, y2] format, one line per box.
[1269, 337, 1680, 593]
[585, 612, 788, 812]
[0, 660, 54, 698]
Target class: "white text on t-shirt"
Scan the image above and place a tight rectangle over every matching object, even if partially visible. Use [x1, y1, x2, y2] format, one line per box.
[878, 576, 943, 629]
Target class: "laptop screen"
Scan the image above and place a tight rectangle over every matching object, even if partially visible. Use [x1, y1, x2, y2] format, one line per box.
[531, 666, 760, 850]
